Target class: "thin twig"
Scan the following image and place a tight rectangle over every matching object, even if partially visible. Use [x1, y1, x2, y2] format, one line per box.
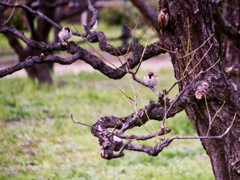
[173, 112, 236, 140]
[165, 40, 215, 95]
[162, 57, 221, 129]
[134, 29, 150, 74]
[161, 70, 203, 129]
[126, 24, 172, 53]
[119, 89, 137, 112]
[119, 89, 135, 102]
[139, 11, 171, 50]
[185, 43, 215, 75]
[206, 101, 226, 136]
[204, 95, 212, 134]
[130, 79, 139, 111]
[180, 34, 214, 59]
[0, 1, 64, 33]
[83, 0, 99, 34]
[124, 14, 141, 65]
[70, 114, 92, 127]
[5, 0, 17, 23]
[203, 58, 221, 72]
[115, 128, 171, 141]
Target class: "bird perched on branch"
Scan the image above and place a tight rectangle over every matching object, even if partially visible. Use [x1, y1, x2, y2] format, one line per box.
[158, 8, 169, 31]
[143, 72, 159, 87]
[58, 26, 72, 42]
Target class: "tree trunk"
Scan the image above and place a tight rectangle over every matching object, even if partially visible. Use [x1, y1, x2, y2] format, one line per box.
[121, 23, 131, 45]
[160, 0, 240, 179]
[222, 0, 240, 97]
[22, 0, 57, 84]
[3, 1, 56, 84]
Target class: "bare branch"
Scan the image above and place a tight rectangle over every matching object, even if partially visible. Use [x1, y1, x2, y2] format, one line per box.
[71, 114, 92, 128]
[87, 31, 166, 59]
[0, 2, 167, 80]
[130, 0, 159, 31]
[0, 51, 81, 77]
[206, 100, 226, 136]
[93, 111, 237, 160]
[161, 58, 221, 129]
[0, 23, 63, 51]
[0, 2, 61, 30]
[124, 138, 174, 156]
[115, 128, 171, 141]
[171, 112, 237, 141]
[90, 96, 188, 159]
[83, 0, 98, 35]
[161, 70, 203, 129]
[0, 22, 166, 79]
[0, 40, 148, 79]
[0, 1, 84, 36]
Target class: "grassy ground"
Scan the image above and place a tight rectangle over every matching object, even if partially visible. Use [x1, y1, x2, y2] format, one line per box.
[0, 69, 214, 180]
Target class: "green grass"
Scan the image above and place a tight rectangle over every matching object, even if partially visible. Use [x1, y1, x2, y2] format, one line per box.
[0, 69, 214, 180]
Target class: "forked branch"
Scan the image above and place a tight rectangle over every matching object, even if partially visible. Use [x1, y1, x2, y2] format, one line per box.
[89, 96, 189, 159]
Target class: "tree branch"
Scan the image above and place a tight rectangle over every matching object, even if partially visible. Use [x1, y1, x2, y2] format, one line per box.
[90, 95, 189, 159]
[55, 0, 98, 21]
[0, 51, 82, 77]
[82, 0, 98, 35]
[0, 20, 167, 79]
[130, 0, 159, 31]
[89, 102, 236, 160]
[0, 22, 63, 50]
[0, 1, 167, 79]
[0, 1, 85, 37]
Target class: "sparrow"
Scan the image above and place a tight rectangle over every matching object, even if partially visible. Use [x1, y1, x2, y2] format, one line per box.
[143, 72, 159, 87]
[58, 26, 72, 42]
[158, 8, 169, 31]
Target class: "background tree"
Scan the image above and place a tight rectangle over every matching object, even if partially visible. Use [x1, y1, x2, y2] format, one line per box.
[0, 0, 98, 84]
[213, 0, 240, 97]
[0, 0, 240, 180]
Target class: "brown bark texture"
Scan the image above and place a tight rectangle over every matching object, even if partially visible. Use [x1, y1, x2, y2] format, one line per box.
[159, 0, 240, 179]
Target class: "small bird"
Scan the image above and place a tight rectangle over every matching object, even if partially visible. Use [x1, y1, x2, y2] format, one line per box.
[58, 26, 72, 42]
[158, 8, 169, 31]
[143, 72, 159, 87]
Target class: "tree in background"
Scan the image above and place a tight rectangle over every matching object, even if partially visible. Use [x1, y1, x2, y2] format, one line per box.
[0, 0, 240, 179]
[0, 0, 98, 84]
[213, 0, 240, 97]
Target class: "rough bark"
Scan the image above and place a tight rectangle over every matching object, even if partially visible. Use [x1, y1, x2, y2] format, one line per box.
[160, 0, 240, 179]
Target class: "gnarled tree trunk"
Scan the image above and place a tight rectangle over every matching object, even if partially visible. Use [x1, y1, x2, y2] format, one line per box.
[160, 0, 240, 179]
